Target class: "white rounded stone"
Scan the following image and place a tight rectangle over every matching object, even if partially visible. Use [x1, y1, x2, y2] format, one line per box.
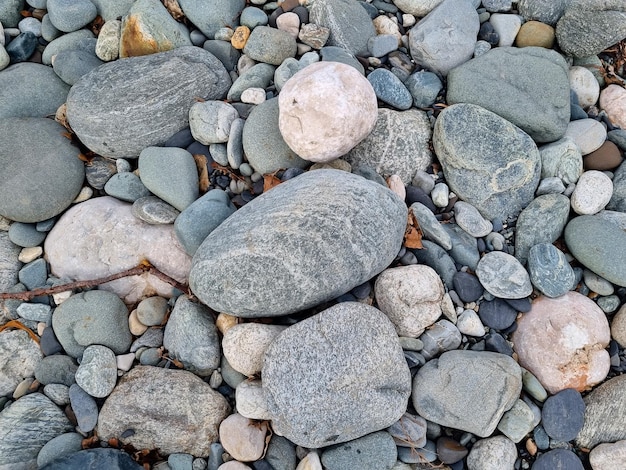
[564, 119, 607, 155]
[222, 323, 287, 377]
[570, 170, 613, 215]
[600, 84, 626, 130]
[219, 413, 268, 462]
[235, 379, 271, 420]
[569, 65, 600, 109]
[276, 12, 300, 38]
[456, 309, 485, 337]
[240, 87, 266, 105]
[431, 182, 449, 208]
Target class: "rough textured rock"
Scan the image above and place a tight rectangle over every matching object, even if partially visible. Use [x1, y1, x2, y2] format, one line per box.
[518, 0, 567, 25]
[177, 0, 245, 39]
[412, 350, 522, 437]
[0, 118, 84, 223]
[0, 330, 42, 396]
[589, 440, 626, 470]
[577, 375, 626, 448]
[45, 197, 191, 304]
[466, 436, 518, 470]
[433, 103, 541, 220]
[600, 84, 626, 130]
[344, 108, 432, 184]
[66, 47, 231, 158]
[278, 61, 377, 163]
[446, 47, 570, 143]
[0, 232, 21, 290]
[610, 161, 626, 212]
[320, 431, 397, 470]
[262, 302, 411, 448]
[513, 292, 611, 394]
[98, 366, 230, 457]
[74, 345, 118, 398]
[222, 323, 287, 377]
[190, 170, 406, 317]
[539, 137, 583, 185]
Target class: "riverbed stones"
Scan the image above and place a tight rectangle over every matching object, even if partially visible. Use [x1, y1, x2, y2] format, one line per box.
[0, 330, 42, 396]
[190, 170, 406, 317]
[513, 292, 611, 394]
[262, 302, 411, 448]
[433, 103, 541, 221]
[66, 46, 231, 158]
[412, 350, 522, 437]
[98, 366, 230, 457]
[278, 61, 377, 163]
[590, 440, 626, 470]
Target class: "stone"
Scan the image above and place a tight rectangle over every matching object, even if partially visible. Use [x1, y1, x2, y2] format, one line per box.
[584, 141, 623, 171]
[556, 0, 626, 57]
[374, 265, 444, 337]
[36, 433, 84, 468]
[69, 383, 98, 432]
[66, 47, 231, 158]
[443, 223, 481, 270]
[590, 440, 626, 470]
[532, 449, 584, 470]
[515, 20, 555, 48]
[344, 108, 432, 184]
[404, 70, 442, 108]
[513, 292, 611, 394]
[321, 431, 397, 470]
[47, 0, 97, 32]
[541, 388, 585, 442]
[489, 13, 521, 47]
[278, 61, 377, 163]
[34, 355, 78, 387]
[8, 222, 46, 248]
[105, 172, 151, 202]
[419, 319, 462, 360]
[413, 240, 457, 288]
[96, 19, 121, 61]
[527, 243, 575, 298]
[584, 270, 614, 296]
[0, 393, 73, 469]
[74, 345, 117, 398]
[539, 137, 583, 185]
[453, 272, 483, 303]
[368, 34, 399, 58]
[262, 302, 411, 448]
[45, 197, 191, 303]
[0, 330, 41, 396]
[243, 26, 296, 65]
[610, 161, 626, 212]
[454, 201, 493, 237]
[222, 323, 286, 377]
[447, 47, 570, 143]
[466, 436, 517, 470]
[569, 65, 600, 109]
[601, 84, 626, 130]
[408, 0, 479, 76]
[0, 118, 84, 223]
[235, 380, 271, 420]
[457, 309, 486, 337]
[517, 0, 566, 25]
[611, 304, 626, 348]
[39, 448, 143, 470]
[265, 436, 297, 470]
[564, 119, 607, 155]
[392, 0, 443, 16]
[565, 214, 626, 287]
[52, 49, 104, 86]
[98, 366, 230, 457]
[308, 0, 376, 56]
[190, 170, 406, 317]
[219, 413, 268, 462]
[119, 0, 191, 58]
[410, 202, 451, 250]
[476, 252, 532, 299]
[571, 170, 613, 215]
[412, 350, 522, 437]
[433, 103, 541, 221]
[367, 68, 413, 110]
[0, 0, 24, 28]
[177, 0, 245, 39]
[227, 63, 275, 102]
[42, 29, 95, 66]
[132, 196, 180, 224]
[496, 399, 536, 443]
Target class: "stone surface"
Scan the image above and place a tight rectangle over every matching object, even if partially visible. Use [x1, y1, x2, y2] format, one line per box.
[518, 0, 567, 25]
[96, 19, 121, 61]
[496, 399, 536, 443]
[610, 161, 626, 212]
[412, 350, 522, 437]
[466, 436, 517, 470]
[541, 388, 585, 442]
[601, 84, 626, 130]
[539, 137, 583, 185]
[262, 302, 411, 448]
[454, 201, 493, 237]
[367, 68, 413, 110]
[177, 0, 245, 39]
[515, 20, 555, 48]
[36, 432, 84, 468]
[66, 47, 230, 158]
[132, 196, 180, 224]
[513, 292, 611, 394]
[243, 26, 297, 65]
[52, 49, 104, 86]
[278, 61, 377, 163]
[47, 0, 97, 32]
[447, 47, 570, 143]
[219, 413, 268, 462]
[34, 355, 78, 387]
[0, 232, 21, 290]
[321, 431, 397, 470]
[564, 118, 607, 155]
[433, 103, 541, 221]
[222, 323, 286, 377]
[39, 448, 144, 470]
[344, 108, 432, 184]
[527, 243, 575, 298]
[189, 100, 238, 145]
[578, 374, 626, 448]
[0, 330, 41, 396]
[45, 197, 191, 303]
[476, 251, 533, 299]
[235, 380, 271, 420]
[590, 440, 626, 470]
[584, 141, 623, 171]
[570, 170, 613, 215]
[69, 383, 98, 432]
[190, 170, 406, 317]
[75, 345, 118, 398]
[98, 366, 230, 457]
[411, 202, 452, 251]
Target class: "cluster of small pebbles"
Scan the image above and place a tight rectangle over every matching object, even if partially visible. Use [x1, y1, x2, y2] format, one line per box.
[2, 0, 626, 469]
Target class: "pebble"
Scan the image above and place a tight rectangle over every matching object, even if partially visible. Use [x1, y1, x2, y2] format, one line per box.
[131, 196, 180, 224]
[75, 345, 117, 398]
[53, 49, 104, 86]
[535, 176, 566, 195]
[564, 119, 607, 155]
[0, 330, 41, 396]
[584, 141, 623, 171]
[39, 447, 144, 470]
[320, 431, 397, 470]
[569, 65, 600, 109]
[169, 453, 194, 470]
[34, 355, 78, 387]
[541, 388, 585, 442]
[276, 12, 300, 39]
[367, 68, 413, 110]
[477, 298, 518, 331]
[489, 13, 521, 46]
[298, 23, 330, 50]
[47, 0, 97, 32]
[453, 272, 483, 303]
[589, 440, 626, 470]
[496, 399, 536, 443]
[539, 137, 583, 185]
[456, 309, 485, 337]
[235, 380, 270, 420]
[476, 251, 532, 299]
[430, 182, 449, 208]
[600, 84, 626, 130]
[466, 436, 517, 470]
[189, 100, 238, 145]
[219, 413, 268, 462]
[265, 436, 297, 470]
[36, 432, 84, 468]
[43, 383, 70, 406]
[419, 319, 462, 360]
[404, 70, 442, 108]
[570, 170, 613, 215]
[410, 202, 452, 250]
[17, 302, 51, 323]
[583, 270, 614, 296]
[222, 323, 287, 376]
[95, 19, 121, 61]
[104, 172, 152, 202]
[243, 25, 296, 65]
[515, 20, 555, 48]
[527, 243, 575, 298]
[454, 201, 493, 237]
[69, 383, 98, 432]
[532, 449, 584, 470]
[368, 34, 398, 58]
[6, 31, 38, 63]
[8, 222, 46, 248]
[388, 413, 427, 449]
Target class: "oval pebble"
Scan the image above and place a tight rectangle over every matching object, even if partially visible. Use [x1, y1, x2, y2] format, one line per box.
[570, 170, 613, 215]
[564, 119, 607, 155]
[527, 243, 575, 298]
[531, 449, 583, 470]
[476, 251, 533, 299]
[569, 66, 600, 109]
[541, 388, 585, 442]
[74, 345, 118, 398]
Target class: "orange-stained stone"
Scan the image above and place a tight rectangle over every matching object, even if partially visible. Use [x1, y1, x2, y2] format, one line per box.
[231, 26, 251, 50]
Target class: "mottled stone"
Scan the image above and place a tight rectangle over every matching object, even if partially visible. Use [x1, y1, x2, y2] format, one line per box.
[528, 243, 575, 298]
[539, 137, 583, 185]
[590, 440, 626, 470]
[476, 251, 533, 299]
[74, 345, 118, 398]
[321, 431, 397, 470]
[0, 330, 41, 396]
[0, 232, 21, 290]
[96, 19, 121, 61]
[219, 413, 268, 462]
[39, 448, 143, 470]
[243, 26, 297, 65]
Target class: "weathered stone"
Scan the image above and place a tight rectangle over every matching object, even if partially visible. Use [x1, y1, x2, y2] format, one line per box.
[466, 436, 517, 470]
[577, 375, 626, 448]
[177, 0, 245, 39]
[243, 26, 297, 65]
[518, 0, 567, 26]
[476, 251, 533, 299]
[527, 243, 575, 298]
[539, 137, 583, 185]
[96, 19, 121, 61]
[219, 413, 268, 462]
[39, 448, 143, 470]
[222, 323, 286, 377]
[74, 345, 118, 398]
[590, 440, 626, 470]
[0, 232, 21, 290]
[321, 431, 397, 470]
[0, 330, 41, 396]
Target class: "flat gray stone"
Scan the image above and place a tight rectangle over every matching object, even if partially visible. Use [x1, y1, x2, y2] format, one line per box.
[446, 47, 570, 143]
[412, 350, 522, 437]
[52, 48, 104, 86]
[476, 251, 533, 299]
[131, 196, 180, 224]
[404, 70, 443, 108]
[0, 0, 25, 27]
[0, 118, 84, 223]
[442, 223, 480, 270]
[243, 26, 297, 65]
[433, 103, 541, 221]
[47, 0, 97, 32]
[104, 172, 152, 202]
[263, 302, 411, 448]
[608, 160, 626, 212]
[66, 46, 231, 158]
[69, 383, 98, 433]
[189, 170, 407, 317]
[466, 436, 517, 470]
[34, 355, 78, 387]
[227, 62, 275, 102]
[0, 330, 41, 396]
[75, 345, 118, 398]
[36, 432, 84, 468]
[528, 243, 575, 298]
[0, 232, 21, 290]
[177, 0, 245, 39]
[321, 431, 397, 470]
[344, 108, 432, 184]
[41, 29, 95, 65]
[410, 202, 452, 250]
[90, 0, 135, 21]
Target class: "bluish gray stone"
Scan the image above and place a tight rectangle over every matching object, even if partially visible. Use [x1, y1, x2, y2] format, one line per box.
[226, 118, 244, 169]
[532, 449, 584, 470]
[433, 103, 541, 221]
[608, 160, 626, 212]
[41, 14, 62, 42]
[243, 26, 297, 65]
[541, 388, 585, 442]
[132, 196, 180, 224]
[163, 295, 221, 377]
[0, 118, 84, 223]
[16, 302, 51, 323]
[43, 383, 70, 407]
[405, 70, 443, 108]
[274, 57, 301, 92]
[265, 435, 296, 470]
[367, 68, 413, 110]
[75, 345, 117, 398]
[52, 49, 104, 85]
[202, 39, 239, 71]
[528, 243, 575, 298]
[0, 63, 70, 118]
[478, 298, 518, 331]
[321, 431, 397, 470]
[37, 432, 84, 468]
[518, 0, 567, 25]
[90, 0, 135, 21]
[564, 215, 626, 287]
[34, 355, 78, 386]
[47, 0, 97, 32]
[368, 34, 398, 58]
[453, 271, 483, 303]
[0, 393, 73, 469]
[8, 222, 46, 247]
[168, 453, 194, 470]
[6, 32, 37, 63]
[240, 6, 268, 29]
[227, 62, 275, 102]
[130, 327, 163, 353]
[496, 399, 536, 443]
[320, 46, 364, 74]
[18, 258, 47, 290]
[442, 223, 480, 270]
[447, 47, 570, 143]
[42, 29, 95, 65]
[397, 440, 437, 464]
[0, 232, 22, 290]
[177, 0, 245, 39]
[69, 383, 98, 432]
[476, 251, 533, 299]
[104, 172, 152, 202]
[190, 170, 407, 317]
[412, 240, 457, 288]
[66, 47, 231, 158]
[40, 448, 143, 470]
[410, 202, 451, 250]
[0, 0, 25, 27]
[0, 329, 41, 397]
[263, 302, 411, 448]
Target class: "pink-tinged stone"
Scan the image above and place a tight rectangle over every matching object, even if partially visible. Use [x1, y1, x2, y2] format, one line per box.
[44, 196, 191, 304]
[278, 61, 378, 163]
[512, 291, 610, 394]
[600, 84, 626, 130]
[219, 413, 268, 462]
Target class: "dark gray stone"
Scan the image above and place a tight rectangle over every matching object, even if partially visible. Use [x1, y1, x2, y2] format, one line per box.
[40, 327, 64, 356]
[412, 240, 457, 288]
[85, 156, 117, 190]
[262, 303, 411, 448]
[409, 202, 451, 250]
[528, 243, 575, 298]
[419, 319, 462, 360]
[404, 70, 443, 108]
[452, 271, 483, 303]
[226, 62, 275, 102]
[177, 0, 245, 39]
[66, 47, 231, 158]
[189, 170, 407, 317]
[6, 32, 37, 63]
[243, 26, 297, 65]
[442, 223, 480, 270]
[0, 232, 22, 290]
[0, 118, 84, 223]
[202, 39, 240, 71]
[34, 355, 78, 386]
[564, 215, 626, 287]
[367, 68, 413, 110]
[433, 103, 541, 221]
[52, 49, 104, 85]
[104, 172, 152, 202]
[608, 160, 626, 212]
[320, 46, 365, 74]
[39, 448, 143, 470]
[478, 298, 518, 331]
[36, 432, 84, 468]
[321, 431, 397, 470]
[18, 258, 47, 289]
[388, 413, 427, 448]
[447, 47, 570, 143]
[518, 0, 567, 25]
[265, 435, 296, 470]
[69, 383, 98, 432]
[541, 388, 585, 442]
[531, 449, 584, 470]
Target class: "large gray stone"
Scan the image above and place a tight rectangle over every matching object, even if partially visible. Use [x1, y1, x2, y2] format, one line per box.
[564, 214, 626, 287]
[66, 46, 231, 158]
[608, 160, 626, 212]
[320, 431, 397, 470]
[433, 103, 541, 221]
[408, 0, 479, 76]
[518, 0, 568, 25]
[0, 232, 21, 290]
[243, 26, 297, 66]
[446, 47, 570, 143]
[0, 63, 70, 118]
[0, 330, 42, 396]
[556, 0, 626, 57]
[41, 29, 95, 65]
[177, 0, 245, 39]
[189, 170, 406, 317]
[0, 0, 24, 27]
[0, 118, 85, 223]
[0, 393, 73, 470]
[344, 108, 432, 184]
[412, 350, 522, 437]
[262, 302, 411, 448]
[98, 366, 230, 457]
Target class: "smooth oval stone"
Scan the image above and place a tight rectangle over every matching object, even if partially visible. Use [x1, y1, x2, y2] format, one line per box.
[36, 432, 84, 468]
[528, 243, 575, 298]
[478, 298, 518, 331]
[52, 49, 104, 85]
[189, 170, 407, 317]
[66, 46, 231, 158]
[367, 68, 413, 110]
[564, 215, 626, 287]
[39, 448, 143, 470]
[476, 251, 533, 299]
[541, 388, 585, 442]
[531, 449, 583, 470]
[177, 0, 245, 39]
[131, 196, 180, 224]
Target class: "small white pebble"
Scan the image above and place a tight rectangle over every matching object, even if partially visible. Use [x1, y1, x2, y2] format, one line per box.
[570, 170, 613, 215]
[456, 309, 485, 337]
[18, 246, 43, 263]
[402, 14, 416, 28]
[72, 186, 93, 203]
[431, 182, 450, 208]
[128, 309, 148, 336]
[116, 353, 135, 372]
[240, 87, 267, 105]
[52, 290, 72, 305]
[116, 158, 132, 173]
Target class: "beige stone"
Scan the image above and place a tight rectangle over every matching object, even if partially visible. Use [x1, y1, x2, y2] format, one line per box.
[276, 12, 300, 38]
[611, 304, 626, 348]
[515, 20, 555, 48]
[18, 246, 42, 263]
[231, 26, 250, 50]
[216, 313, 239, 335]
[218, 462, 252, 470]
[296, 452, 322, 470]
[128, 309, 148, 336]
[600, 84, 626, 130]
[219, 413, 268, 462]
[222, 323, 287, 376]
[278, 62, 378, 162]
[512, 291, 611, 394]
[589, 440, 626, 470]
[96, 20, 121, 61]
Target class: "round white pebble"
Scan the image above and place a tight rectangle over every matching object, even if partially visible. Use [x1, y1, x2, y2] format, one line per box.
[240, 87, 266, 105]
[456, 309, 485, 337]
[564, 119, 607, 155]
[570, 170, 613, 215]
[569, 66, 600, 109]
